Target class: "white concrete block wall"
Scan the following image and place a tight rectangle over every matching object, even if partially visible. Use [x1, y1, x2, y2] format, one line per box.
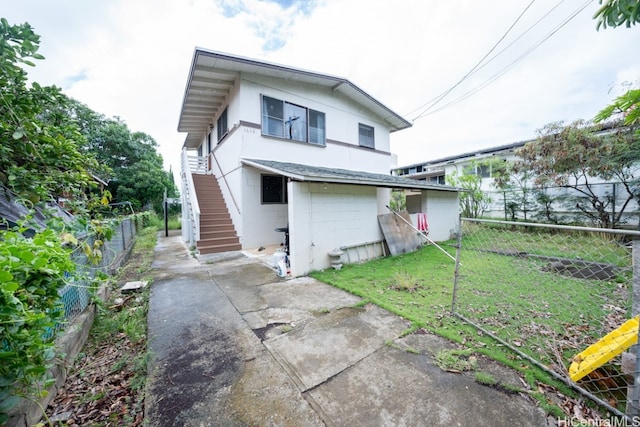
[289, 182, 382, 276]
[422, 190, 459, 242]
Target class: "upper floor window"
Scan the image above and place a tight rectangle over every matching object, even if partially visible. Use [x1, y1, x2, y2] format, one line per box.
[476, 164, 491, 178]
[429, 175, 446, 185]
[466, 163, 491, 178]
[358, 123, 375, 149]
[217, 108, 228, 142]
[261, 95, 325, 145]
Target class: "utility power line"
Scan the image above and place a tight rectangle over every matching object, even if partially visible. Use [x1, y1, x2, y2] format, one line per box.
[408, 0, 594, 122]
[415, 0, 594, 119]
[408, 0, 537, 121]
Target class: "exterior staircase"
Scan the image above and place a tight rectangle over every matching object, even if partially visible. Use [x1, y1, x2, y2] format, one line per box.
[191, 174, 241, 254]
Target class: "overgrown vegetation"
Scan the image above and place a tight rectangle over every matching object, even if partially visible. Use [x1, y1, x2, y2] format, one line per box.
[0, 18, 175, 423]
[0, 18, 177, 213]
[0, 19, 100, 206]
[44, 225, 157, 426]
[0, 226, 75, 422]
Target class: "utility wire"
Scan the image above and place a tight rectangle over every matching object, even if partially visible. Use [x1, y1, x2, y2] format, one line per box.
[408, 0, 537, 121]
[456, 0, 568, 87]
[416, 0, 594, 119]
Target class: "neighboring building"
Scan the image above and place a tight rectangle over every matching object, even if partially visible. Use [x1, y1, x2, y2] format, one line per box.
[392, 141, 531, 218]
[392, 140, 530, 188]
[178, 49, 459, 276]
[394, 126, 640, 225]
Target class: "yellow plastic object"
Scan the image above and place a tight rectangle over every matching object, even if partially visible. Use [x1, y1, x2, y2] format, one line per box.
[569, 316, 639, 382]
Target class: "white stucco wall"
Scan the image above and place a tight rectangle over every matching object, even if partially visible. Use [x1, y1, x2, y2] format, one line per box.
[288, 182, 383, 276]
[236, 77, 393, 174]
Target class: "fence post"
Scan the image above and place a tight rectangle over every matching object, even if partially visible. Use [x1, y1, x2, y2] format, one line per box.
[451, 216, 463, 313]
[628, 239, 640, 418]
[121, 221, 126, 251]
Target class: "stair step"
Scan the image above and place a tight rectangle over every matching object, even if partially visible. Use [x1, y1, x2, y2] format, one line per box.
[200, 219, 234, 227]
[201, 216, 232, 224]
[197, 236, 240, 246]
[200, 229, 238, 240]
[197, 242, 242, 254]
[191, 172, 240, 252]
[200, 222, 236, 233]
[201, 212, 231, 218]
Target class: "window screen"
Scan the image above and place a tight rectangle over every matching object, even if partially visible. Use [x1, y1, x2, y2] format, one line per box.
[358, 123, 374, 148]
[261, 175, 288, 204]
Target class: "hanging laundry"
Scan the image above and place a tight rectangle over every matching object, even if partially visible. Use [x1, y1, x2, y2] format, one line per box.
[417, 212, 429, 232]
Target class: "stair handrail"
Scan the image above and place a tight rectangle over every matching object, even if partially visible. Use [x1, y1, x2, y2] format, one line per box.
[211, 151, 241, 215]
[181, 148, 200, 243]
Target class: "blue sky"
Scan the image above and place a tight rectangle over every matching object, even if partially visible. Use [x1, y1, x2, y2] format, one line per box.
[2, 0, 639, 175]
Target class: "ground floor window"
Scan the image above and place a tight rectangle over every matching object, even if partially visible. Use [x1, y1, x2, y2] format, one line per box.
[261, 174, 288, 204]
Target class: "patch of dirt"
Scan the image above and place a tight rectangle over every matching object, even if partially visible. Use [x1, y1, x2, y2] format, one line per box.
[46, 331, 146, 426]
[45, 231, 154, 426]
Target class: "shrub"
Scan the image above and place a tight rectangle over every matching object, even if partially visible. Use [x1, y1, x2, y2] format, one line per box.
[0, 226, 76, 423]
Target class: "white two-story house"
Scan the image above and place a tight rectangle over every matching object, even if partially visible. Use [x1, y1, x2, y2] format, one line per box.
[178, 48, 459, 276]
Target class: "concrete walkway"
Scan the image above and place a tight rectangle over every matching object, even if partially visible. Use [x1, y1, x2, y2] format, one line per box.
[145, 232, 550, 426]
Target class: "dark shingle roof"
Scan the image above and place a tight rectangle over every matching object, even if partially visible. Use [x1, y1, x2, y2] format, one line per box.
[242, 159, 458, 192]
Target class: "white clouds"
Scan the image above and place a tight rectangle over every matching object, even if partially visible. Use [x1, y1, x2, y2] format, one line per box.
[2, 0, 639, 173]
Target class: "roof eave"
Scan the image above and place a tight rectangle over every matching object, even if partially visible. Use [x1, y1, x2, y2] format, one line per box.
[242, 159, 457, 192]
[178, 49, 412, 148]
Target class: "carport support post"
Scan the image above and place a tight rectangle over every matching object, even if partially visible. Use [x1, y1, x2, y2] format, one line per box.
[627, 239, 640, 418]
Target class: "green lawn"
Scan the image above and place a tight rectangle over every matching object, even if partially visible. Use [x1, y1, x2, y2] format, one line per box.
[311, 228, 633, 412]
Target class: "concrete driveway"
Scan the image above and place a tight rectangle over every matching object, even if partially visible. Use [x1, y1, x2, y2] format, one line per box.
[145, 232, 550, 426]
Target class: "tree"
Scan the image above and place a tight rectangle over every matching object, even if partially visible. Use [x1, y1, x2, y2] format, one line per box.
[60, 99, 178, 212]
[594, 1, 639, 133]
[0, 19, 99, 204]
[514, 120, 640, 228]
[86, 119, 176, 211]
[446, 162, 492, 218]
[595, 88, 640, 127]
[493, 159, 537, 221]
[594, 0, 640, 29]
[389, 190, 406, 212]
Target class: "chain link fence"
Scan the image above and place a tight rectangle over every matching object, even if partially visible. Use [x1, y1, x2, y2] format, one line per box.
[56, 217, 141, 330]
[452, 218, 640, 418]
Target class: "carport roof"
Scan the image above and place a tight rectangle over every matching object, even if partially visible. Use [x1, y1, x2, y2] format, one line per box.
[241, 159, 458, 192]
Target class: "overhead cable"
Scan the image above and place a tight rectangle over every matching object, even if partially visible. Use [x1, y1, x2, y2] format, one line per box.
[408, 0, 537, 121]
[415, 0, 594, 119]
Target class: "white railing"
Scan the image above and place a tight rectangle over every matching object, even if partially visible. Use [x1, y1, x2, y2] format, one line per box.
[188, 155, 207, 174]
[181, 149, 200, 245]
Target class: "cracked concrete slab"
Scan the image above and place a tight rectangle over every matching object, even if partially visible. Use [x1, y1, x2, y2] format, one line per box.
[147, 233, 551, 426]
[263, 304, 411, 391]
[146, 234, 321, 427]
[305, 342, 547, 426]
